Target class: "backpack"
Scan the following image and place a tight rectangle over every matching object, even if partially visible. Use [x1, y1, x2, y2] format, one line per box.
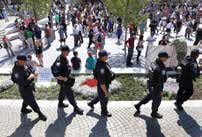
[51, 57, 61, 77]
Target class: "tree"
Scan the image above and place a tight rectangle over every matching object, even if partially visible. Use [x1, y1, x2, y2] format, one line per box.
[21, 0, 52, 20]
[104, 0, 149, 62]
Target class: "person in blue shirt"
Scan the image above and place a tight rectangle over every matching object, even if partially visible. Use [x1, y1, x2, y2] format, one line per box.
[86, 51, 96, 70]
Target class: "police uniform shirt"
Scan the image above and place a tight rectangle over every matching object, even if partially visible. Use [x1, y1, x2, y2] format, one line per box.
[56, 55, 71, 77]
[181, 56, 200, 81]
[12, 62, 36, 89]
[148, 59, 167, 92]
[95, 60, 111, 86]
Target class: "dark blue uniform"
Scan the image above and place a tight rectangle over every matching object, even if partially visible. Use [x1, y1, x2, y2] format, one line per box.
[53, 55, 78, 108]
[11, 62, 41, 114]
[176, 56, 200, 106]
[135, 59, 167, 116]
[89, 59, 114, 115]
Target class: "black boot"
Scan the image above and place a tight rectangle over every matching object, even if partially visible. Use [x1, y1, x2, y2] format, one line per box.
[38, 112, 47, 121]
[151, 112, 163, 119]
[21, 108, 32, 114]
[134, 104, 141, 114]
[174, 102, 184, 111]
[58, 102, 69, 108]
[87, 102, 94, 110]
[74, 107, 84, 115]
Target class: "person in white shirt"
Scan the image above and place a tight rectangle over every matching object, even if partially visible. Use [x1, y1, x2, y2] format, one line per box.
[166, 20, 173, 37]
[73, 24, 80, 47]
[26, 54, 40, 76]
[146, 33, 156, 47]
[77, 22, 83, 44]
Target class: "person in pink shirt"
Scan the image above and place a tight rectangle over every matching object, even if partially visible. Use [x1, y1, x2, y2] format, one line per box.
[2, 35, 15, 58]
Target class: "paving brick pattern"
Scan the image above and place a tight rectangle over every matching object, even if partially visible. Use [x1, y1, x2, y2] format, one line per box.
[0, 100, 201, 137]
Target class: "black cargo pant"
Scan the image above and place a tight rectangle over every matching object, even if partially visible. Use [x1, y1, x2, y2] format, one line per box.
[74, 34, 79, 47]
[89, 84, 109, 114]
[137, 86, 162, 113]
[19, 86, 41, 114]
[58, 85, 77, 108]
[176, 82, 193, 106]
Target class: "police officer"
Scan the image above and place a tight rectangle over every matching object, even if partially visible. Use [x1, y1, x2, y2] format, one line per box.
[87, 50, 115, 117]
[134, 52, 169, 119]
[52, 45, 83, 114]
[11, 55, 47, 121]
[175, 49, 200, 111]
[193, 25, 202, 46]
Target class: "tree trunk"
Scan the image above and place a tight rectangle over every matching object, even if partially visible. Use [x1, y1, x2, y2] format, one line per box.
[31, 0, 38, 20]
[49, 0, 54, 28]
[124, 0, 130, 63]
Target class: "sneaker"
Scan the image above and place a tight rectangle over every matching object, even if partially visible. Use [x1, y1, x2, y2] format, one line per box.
[87, 102, 94, 110]
[134, 104, 140, 114]
[21, 108, 32, 114]
[174, 102, 184, 111]
[151, 112, 163, 119]
[38, 113, 47, 121]
[101, 112, 112, 117]
[74, 107, 84, 115]
[58, 103, 69, 108]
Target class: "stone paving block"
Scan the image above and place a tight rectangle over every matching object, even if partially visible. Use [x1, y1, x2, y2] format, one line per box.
[0, 100, 202, 137]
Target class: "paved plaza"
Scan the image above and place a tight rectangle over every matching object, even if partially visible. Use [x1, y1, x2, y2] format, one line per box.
[0, 100, 201, 137]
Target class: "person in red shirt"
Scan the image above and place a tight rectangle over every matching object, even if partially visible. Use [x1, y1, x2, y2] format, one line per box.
[44, 24, 52, 47]
[2, 35, 15, 58]
[125, 33, 136, 67]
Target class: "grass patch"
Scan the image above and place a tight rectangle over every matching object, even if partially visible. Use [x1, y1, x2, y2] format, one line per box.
[110, 75, 147, 101]
[0, 75, 177, 100]
[192, 76, 202, 99]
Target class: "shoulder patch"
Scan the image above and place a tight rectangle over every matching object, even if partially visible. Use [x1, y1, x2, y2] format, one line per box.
[100, 68, 105, 74]
[14, 73, 19, 79]
[150, 63, 157, 70]
[56, 62, 60, 67]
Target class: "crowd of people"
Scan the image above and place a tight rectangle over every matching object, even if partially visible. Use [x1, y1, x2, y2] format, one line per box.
[0, 0, 202, 70]
[3, 0, 202, 131]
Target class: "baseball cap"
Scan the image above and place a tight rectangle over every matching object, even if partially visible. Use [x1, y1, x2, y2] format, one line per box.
[158, 52, 170, 58]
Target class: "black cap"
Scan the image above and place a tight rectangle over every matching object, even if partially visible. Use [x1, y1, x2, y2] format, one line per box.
[98, 50, 108, 57]
[17, 54, 27, 61]
[158, 52, 170, 58]
[191, 49, 200, 55]
[61, 45, 70, 52]
[73, 51, 78, 55]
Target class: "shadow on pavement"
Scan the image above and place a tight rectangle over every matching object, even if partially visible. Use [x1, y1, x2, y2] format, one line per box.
[87, 111, 110, 137]
[8, 114, 40, 137]
[0, 48, 33, 67]
[45, 109, 76, 137]
[135, 114, 165, 137]
[108, 53, 145, 68]
[6, 22, 15, 29]
[174, 109, 202, 137]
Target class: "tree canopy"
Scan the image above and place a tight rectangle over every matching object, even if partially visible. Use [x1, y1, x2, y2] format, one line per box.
[20, 0, 52, 20]
[104, 0, 149, 26]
